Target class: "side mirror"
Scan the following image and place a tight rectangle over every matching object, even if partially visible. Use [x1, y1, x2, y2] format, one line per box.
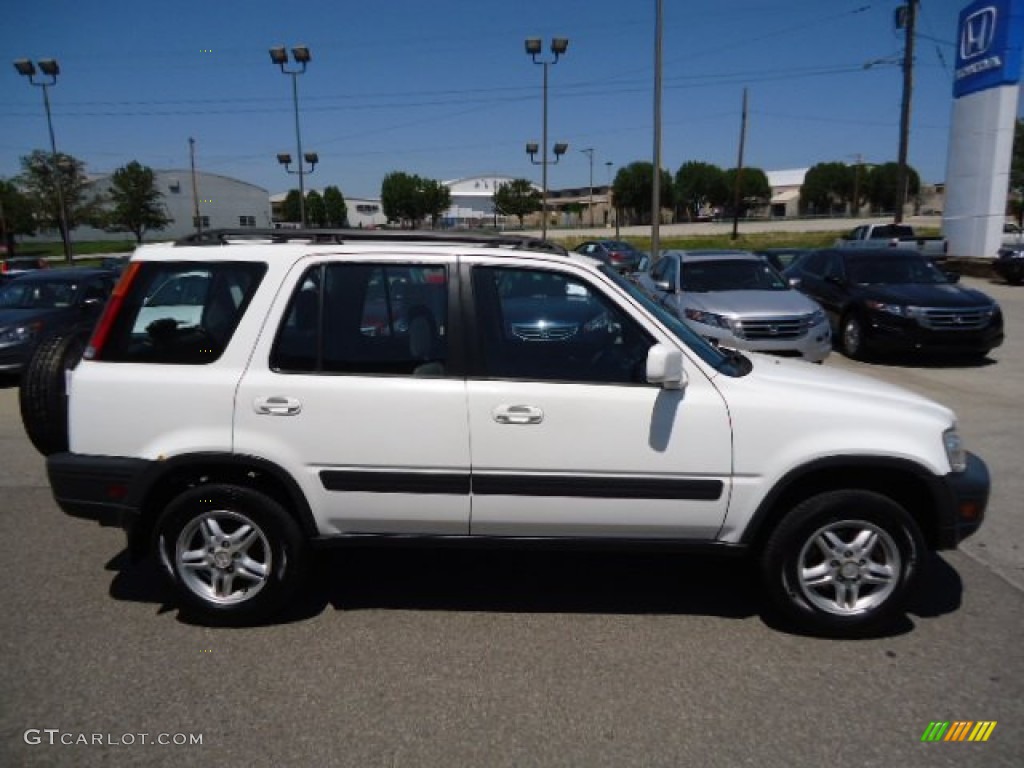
[646, 343, 687, 390]
[788, 276, 802, 289]
[653, 279, 673, 293]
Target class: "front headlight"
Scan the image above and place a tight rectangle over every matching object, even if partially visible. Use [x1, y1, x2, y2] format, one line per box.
[684, 308, 731, 329]
[866, 300, 912, 318]
[943, 427, 967, 473]
[0, 323, 40, 345]
[808, 309, 826, 327]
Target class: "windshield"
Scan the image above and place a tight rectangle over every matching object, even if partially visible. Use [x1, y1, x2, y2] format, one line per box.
[681, 259, 788, 292]
[601, 266, 748, 376]
[847, 256, 949, 285]
[0, 279, 78, 309]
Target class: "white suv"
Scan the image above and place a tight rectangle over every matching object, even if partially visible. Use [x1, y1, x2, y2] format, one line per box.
[31, 230, 989, 636]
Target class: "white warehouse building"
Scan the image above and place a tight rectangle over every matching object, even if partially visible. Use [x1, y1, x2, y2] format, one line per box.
[73, 170, 272, 242]
[443, 175, 537, 228]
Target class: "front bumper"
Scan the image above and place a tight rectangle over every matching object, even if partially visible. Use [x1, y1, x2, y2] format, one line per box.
[861, 312, 1003, 355]
[932, 452, 989, 549]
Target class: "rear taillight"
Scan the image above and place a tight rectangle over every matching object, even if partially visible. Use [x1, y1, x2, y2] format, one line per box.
[610, 251, 624, 262]
[84, 261, 141, 360]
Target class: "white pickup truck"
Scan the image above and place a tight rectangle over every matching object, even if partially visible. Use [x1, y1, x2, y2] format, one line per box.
[836, 223, 948, 260]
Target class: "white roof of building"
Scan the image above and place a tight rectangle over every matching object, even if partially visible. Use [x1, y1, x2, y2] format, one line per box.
[444, 175, 530, 197]
[766, 168, 809, 188]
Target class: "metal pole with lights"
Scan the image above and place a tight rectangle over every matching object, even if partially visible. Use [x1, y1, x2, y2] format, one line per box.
[525, 37, 568, 241]
[14, 58, 72, 262]
[270, 45, 312, 228]
[276, 152, 319, 225]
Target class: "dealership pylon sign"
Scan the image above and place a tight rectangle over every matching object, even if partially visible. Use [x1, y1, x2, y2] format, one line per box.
[943, 0, 1023, 259]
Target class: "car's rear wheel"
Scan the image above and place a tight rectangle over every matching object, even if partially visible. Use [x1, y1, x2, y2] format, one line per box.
[156, 484, 307, 623]
[19, 328, 90, 456]
[761, 490, 925, 636]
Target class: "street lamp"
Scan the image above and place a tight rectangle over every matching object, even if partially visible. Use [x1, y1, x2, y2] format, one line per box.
[13, 58, 72, 262]
[276, 153, 319, 224]
[270, 45, 312, 227]
[525, 37, 568, 240]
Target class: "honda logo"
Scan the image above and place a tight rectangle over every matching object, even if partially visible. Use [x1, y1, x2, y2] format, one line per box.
[961, 7, 997, 61]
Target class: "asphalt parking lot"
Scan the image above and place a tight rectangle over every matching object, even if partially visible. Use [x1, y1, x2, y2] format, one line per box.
[0, 275, 1022, 767]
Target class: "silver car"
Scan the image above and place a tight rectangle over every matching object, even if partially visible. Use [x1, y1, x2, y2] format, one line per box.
[636, 250, 832, 362]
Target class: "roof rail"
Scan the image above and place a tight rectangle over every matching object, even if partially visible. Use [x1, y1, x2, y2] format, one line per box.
[173, 228, 567, 255]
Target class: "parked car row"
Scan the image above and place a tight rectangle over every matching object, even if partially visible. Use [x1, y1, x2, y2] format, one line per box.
[629, 246, 1004, 364]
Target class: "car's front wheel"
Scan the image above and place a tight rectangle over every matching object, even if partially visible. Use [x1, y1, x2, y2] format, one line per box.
[761, 490, 925, 636]
[840, 312, 868, 360]
[156, 484, 307, 623]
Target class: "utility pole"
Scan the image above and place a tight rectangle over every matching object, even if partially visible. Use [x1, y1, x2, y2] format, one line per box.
[189, 137, 202, 236]
[581, 148, 595, 227]
[850, 153, 863, 218]
[731, 87, 748, 241]
[894, 1, 917, 223]
[651, 0, 664, 262]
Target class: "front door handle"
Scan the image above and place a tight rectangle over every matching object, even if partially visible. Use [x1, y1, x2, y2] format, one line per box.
[254, 396, 302, 416]
[492, 404, 544, 425]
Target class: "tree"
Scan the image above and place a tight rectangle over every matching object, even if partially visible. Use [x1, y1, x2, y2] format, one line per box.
[381, 171, 424, 227]
[0, 179, 37, 255]
[723, 167, 771, 217]
[322, 185, 348, 228]
[863, 162, 920, 215]
[799, 162, 854, 216]
[612, 162, 674, 225]
[675, 161, 728, 221]
[102, 161, 171, 243]
[380, 172, 450, 228]
[420, 178, 451, 229]
[17, 150, 101, 247]
[493, 178, 541, 227]
[281, 189, 303, 224]
[305, 190, 327, 228]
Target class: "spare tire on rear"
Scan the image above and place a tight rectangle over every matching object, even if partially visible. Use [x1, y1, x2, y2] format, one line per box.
[19, 328, 90, 456]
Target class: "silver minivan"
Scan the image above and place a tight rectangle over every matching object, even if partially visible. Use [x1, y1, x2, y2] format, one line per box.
[636, 250, 832, 362]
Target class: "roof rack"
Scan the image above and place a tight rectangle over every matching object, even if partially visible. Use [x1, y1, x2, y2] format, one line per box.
[173, 228, 567, 255]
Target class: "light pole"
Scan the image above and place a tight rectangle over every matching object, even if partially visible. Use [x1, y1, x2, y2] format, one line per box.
[525, 37, 568, 240]
[276, 153, 319, 225]
[581, 148, 594, 227]
[14, 58, 71, 262]
[270, 45, 312, 228]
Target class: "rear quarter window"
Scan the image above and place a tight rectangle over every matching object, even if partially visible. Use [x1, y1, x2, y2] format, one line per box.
[95, 261, 266, 364]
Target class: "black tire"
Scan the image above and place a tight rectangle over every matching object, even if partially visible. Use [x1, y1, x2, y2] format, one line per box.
[155, 484, 307, 623]
[760, 490, 925, 636]
[840, 312, 867, 360]
[18, 328, 90, 456]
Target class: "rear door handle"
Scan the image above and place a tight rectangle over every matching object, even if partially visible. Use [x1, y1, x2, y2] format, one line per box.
[492, 404, 544, 425]
[254, 396, 302, 416]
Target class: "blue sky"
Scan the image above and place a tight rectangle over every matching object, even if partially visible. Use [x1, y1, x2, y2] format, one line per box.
[2, 0, 1020, 199]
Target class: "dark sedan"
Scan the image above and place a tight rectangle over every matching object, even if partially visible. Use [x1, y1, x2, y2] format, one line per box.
[784, 248, 1003, 360]
[994, 244, 1024, 286]
[573, 240, 645, 273]
[0, 268, 115, 374]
